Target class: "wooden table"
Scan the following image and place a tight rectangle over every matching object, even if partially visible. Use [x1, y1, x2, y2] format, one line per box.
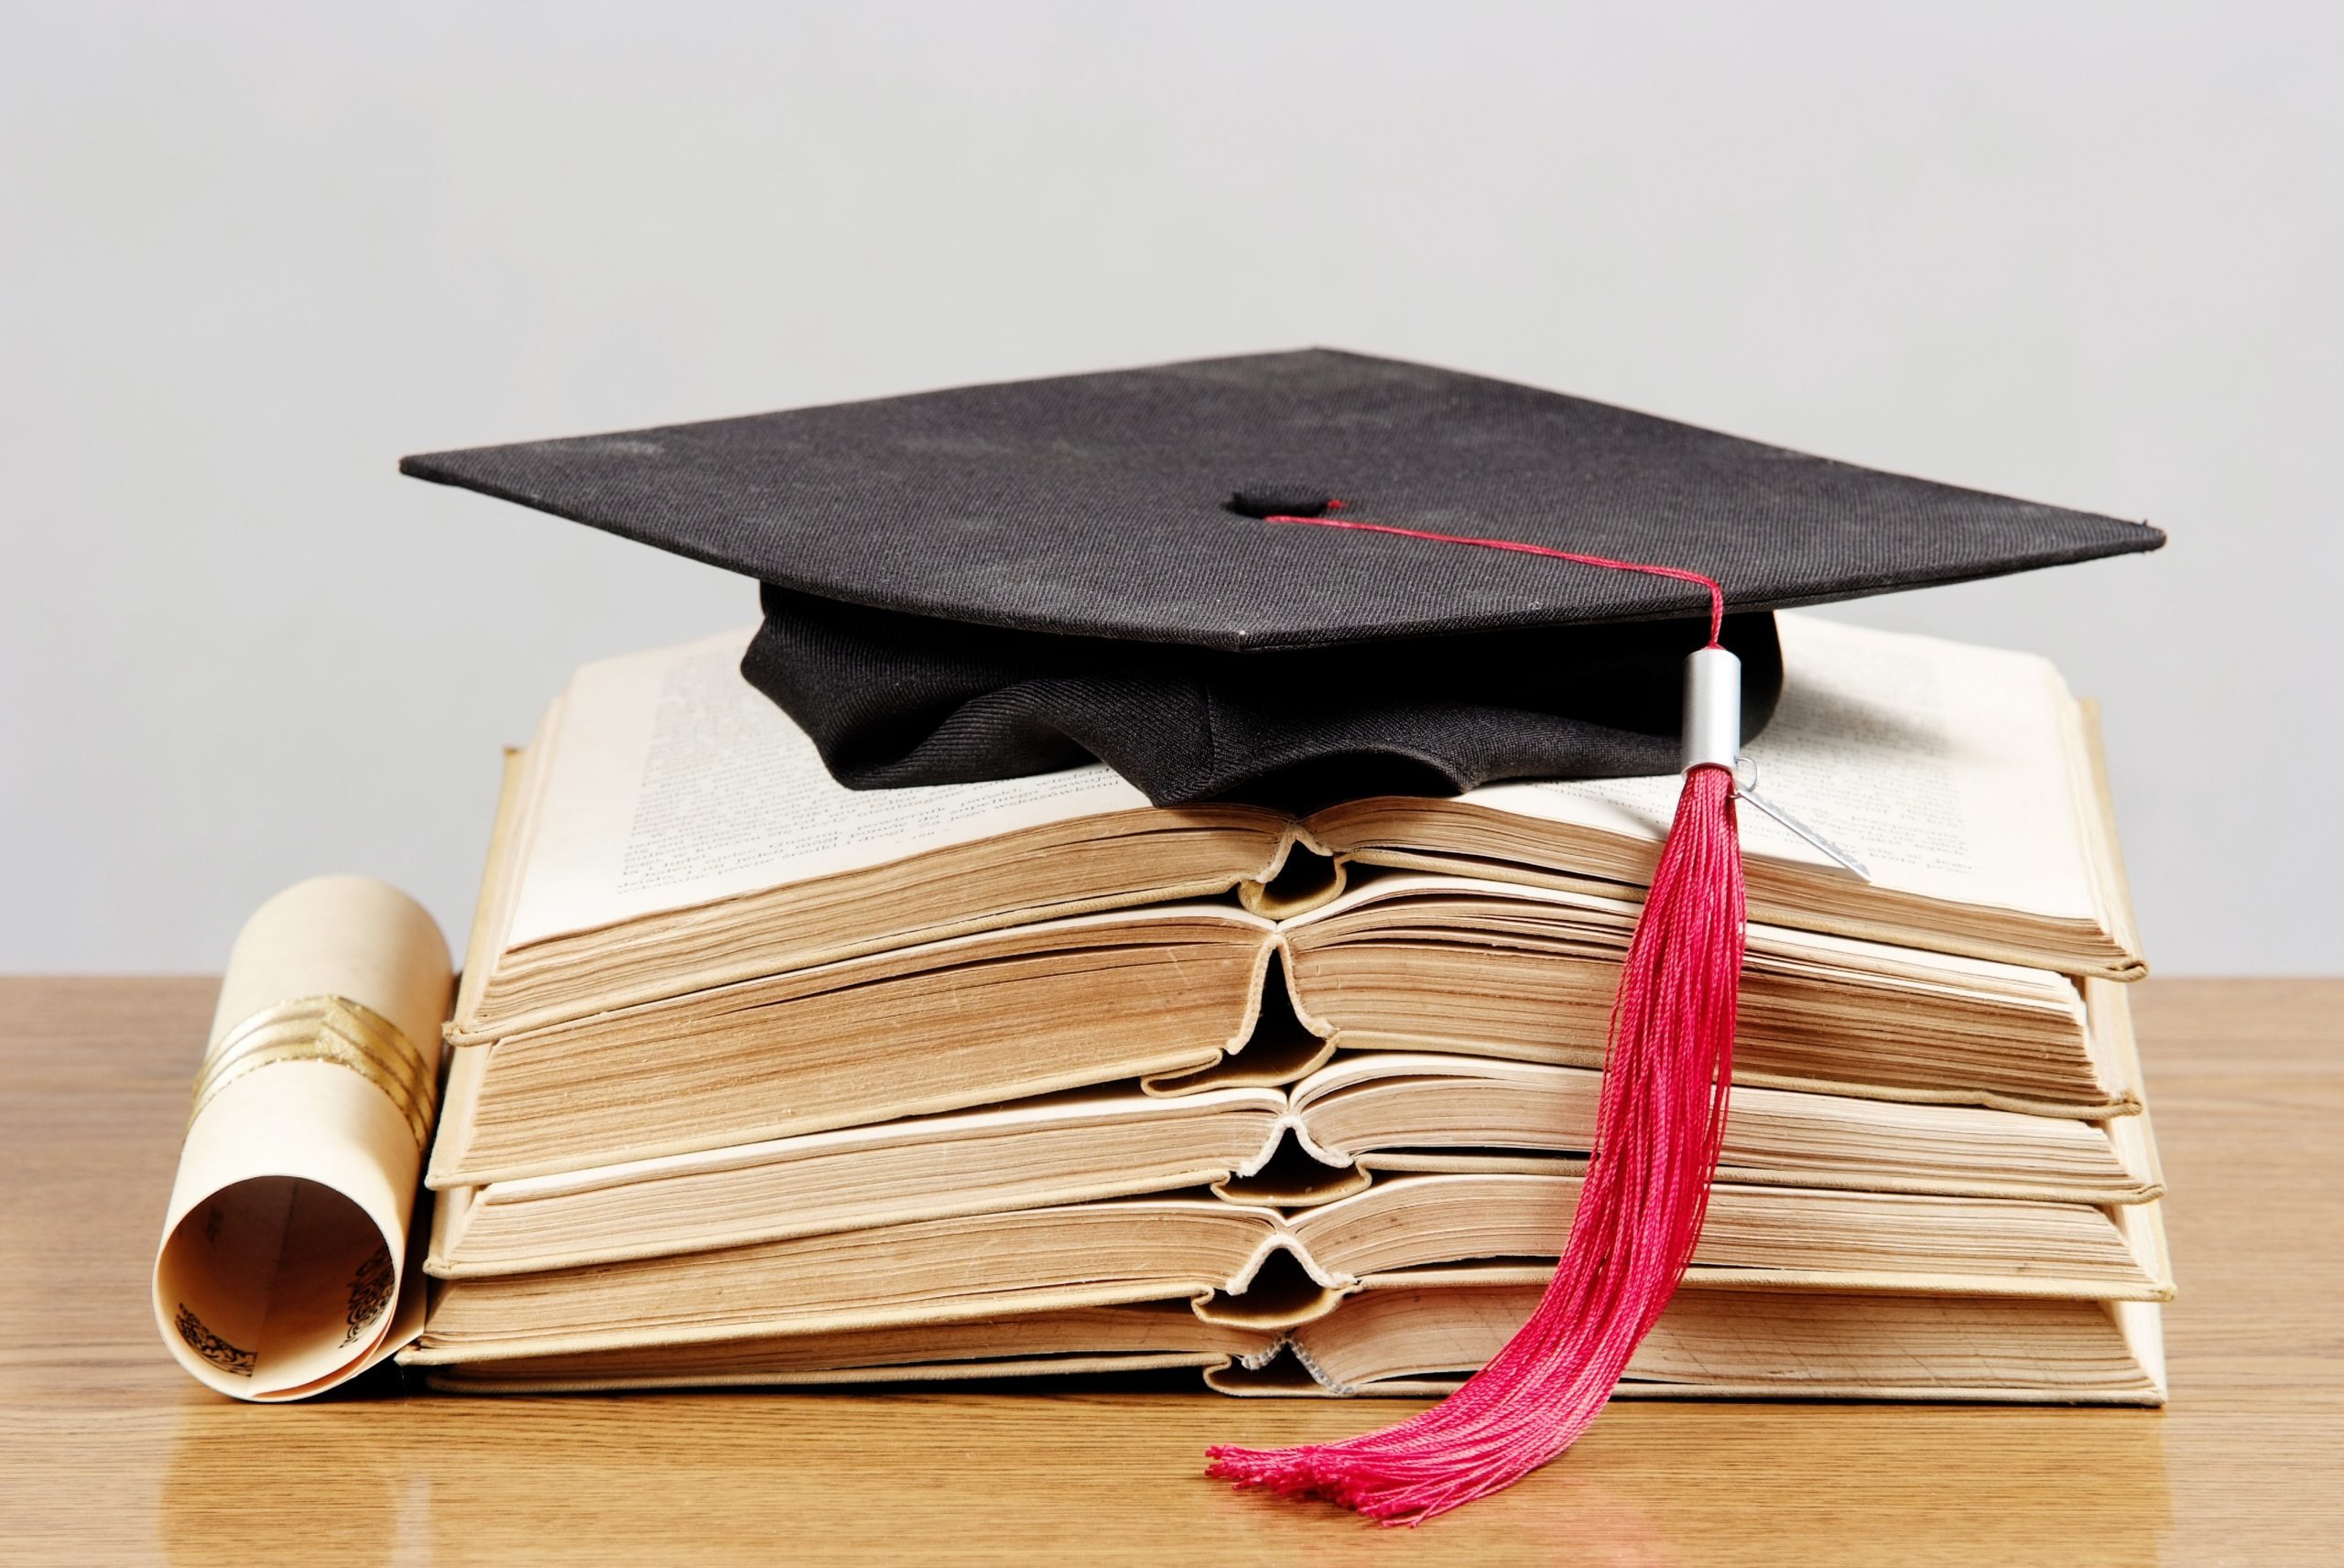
[3, 978, 2339, 1565]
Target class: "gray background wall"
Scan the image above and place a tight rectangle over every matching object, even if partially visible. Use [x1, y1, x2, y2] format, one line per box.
[4, 2, 2335, 973]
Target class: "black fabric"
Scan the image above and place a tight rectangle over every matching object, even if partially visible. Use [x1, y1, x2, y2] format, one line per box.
[744, 584, 1783, 810]
[401, 348, 2163, 804]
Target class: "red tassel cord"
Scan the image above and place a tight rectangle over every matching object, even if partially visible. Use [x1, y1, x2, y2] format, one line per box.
[1207, 514, 1746, 1524]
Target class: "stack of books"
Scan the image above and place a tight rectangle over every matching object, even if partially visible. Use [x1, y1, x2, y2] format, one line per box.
[400, 612, 2169, 1406]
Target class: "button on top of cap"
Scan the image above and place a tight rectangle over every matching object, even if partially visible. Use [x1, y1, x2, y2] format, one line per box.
[1226, 486, 1340, 520]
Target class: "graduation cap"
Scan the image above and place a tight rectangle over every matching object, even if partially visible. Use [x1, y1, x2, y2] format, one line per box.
[402, 350, 2162, 1521]
[401, 349, 2157, 811]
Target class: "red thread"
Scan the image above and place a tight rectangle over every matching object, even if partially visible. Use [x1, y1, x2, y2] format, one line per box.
[1210, 514, 1744, 1523]
[1262, 514, 1725, 648]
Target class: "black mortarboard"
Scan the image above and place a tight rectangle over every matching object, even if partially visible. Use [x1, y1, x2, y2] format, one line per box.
[401, 349, 2161, 806]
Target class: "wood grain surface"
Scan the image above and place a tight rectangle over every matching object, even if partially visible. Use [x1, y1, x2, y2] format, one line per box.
[2, 977, 2338, 1565]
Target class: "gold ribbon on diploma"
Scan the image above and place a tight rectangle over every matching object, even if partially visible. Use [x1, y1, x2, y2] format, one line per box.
[189, 995, 438, 1148]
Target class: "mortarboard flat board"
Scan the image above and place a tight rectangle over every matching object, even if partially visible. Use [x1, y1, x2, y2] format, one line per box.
[400, 348, 2161, 807]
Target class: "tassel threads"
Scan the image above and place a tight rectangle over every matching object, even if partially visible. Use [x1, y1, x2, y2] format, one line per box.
[1208, 765, 1742, 1522]
[1211, 513, 1747, 1522]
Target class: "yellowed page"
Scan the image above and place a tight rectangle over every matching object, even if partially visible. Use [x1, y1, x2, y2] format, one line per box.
[153, 876, 452, 1400]
[1460, 614, 2101, 922]
[507, 630, 1150, 948]
[1290, 868, 2081, 991]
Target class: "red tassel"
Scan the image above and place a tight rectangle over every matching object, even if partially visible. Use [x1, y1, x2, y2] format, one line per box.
[1210, 512, 1747, 1523]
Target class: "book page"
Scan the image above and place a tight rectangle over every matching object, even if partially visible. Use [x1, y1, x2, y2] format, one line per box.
[1287, 870, 2073, 987]
[507, 630, 1152, 948]
[483, 1081, 1287, 1201]
[1460, 615, 2101, 919]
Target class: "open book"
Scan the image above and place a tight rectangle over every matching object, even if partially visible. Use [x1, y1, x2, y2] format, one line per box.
[408, 1162, 2172, 1368]
[453, 615, 2144, 1047]
[434, 642, 2146, 1186]
[415, 1281, 2169, 1407]
[432, 874, 2133, 1184]
[428, 1016, 2162, 1279]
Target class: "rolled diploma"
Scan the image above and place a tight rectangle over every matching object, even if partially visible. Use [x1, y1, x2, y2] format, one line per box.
[153, 875, 452, 1400]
